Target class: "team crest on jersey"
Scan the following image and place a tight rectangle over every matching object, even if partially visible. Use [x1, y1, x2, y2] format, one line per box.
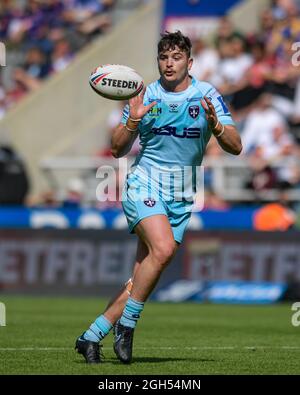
[144, 198, 156, 207]
[188, 105, 200, 119]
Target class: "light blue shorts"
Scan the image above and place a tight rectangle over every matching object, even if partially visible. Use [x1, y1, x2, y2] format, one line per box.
[122, 173, 193, 244]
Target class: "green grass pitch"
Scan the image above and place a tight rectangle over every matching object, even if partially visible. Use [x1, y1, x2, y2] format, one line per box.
[0, 296, 299, 375]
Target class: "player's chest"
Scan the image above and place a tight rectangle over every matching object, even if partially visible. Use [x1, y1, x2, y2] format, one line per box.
[142, 98, 207, 138]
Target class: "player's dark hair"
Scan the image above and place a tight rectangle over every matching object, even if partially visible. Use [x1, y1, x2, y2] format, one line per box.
[158, 31, 192, 58]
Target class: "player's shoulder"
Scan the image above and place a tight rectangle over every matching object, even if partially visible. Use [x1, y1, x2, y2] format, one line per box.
[193, 78, 219, 97]
[145, 80, 160, 96]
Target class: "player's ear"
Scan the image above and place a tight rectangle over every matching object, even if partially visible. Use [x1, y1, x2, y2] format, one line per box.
[188, 57, 193, 71]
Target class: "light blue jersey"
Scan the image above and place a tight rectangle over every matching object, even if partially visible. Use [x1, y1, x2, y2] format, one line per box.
[121, 77, 234, 200]
[121, 77, 235, 242]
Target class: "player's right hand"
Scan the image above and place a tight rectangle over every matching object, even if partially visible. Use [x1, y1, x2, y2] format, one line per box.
[129, 87, 157, 120]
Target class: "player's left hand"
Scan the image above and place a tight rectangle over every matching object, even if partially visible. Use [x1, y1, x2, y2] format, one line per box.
[200, 96, 218, 131]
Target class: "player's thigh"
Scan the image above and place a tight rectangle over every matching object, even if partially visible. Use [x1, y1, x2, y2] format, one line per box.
[134, 214, 178, 258]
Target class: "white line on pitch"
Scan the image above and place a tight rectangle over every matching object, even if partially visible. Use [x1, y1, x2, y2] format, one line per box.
[0, 346, 300, 351]
[0, 347, 70, 351]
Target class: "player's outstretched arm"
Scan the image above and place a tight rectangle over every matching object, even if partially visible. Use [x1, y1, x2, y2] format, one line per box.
[111, 122, 138, 158]
[214, 124, 243, 155]
[201, 96, 242, 155]
[111, 88, 156, 158]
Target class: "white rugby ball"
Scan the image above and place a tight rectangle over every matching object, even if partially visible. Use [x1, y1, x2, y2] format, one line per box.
[89, 64, 144, 100]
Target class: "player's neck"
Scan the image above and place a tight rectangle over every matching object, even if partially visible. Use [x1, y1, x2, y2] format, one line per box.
[160, 75, 192, 92]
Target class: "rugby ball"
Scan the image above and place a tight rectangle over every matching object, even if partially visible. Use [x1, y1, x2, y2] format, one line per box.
[89, 64, 144, 100]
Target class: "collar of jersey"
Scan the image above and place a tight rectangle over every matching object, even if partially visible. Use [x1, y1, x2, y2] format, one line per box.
[158, 76, 196, 95]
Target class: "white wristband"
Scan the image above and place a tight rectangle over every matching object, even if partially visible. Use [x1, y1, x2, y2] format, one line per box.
[215, 123, 225, 138]
[214, 120, 220, 130]
[125, 124, 138, 133]
[129, 117, 142, 122]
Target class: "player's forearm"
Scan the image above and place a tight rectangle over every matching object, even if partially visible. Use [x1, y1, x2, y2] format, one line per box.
[213, 124, 242, 155]
[111, 121, 139, 158]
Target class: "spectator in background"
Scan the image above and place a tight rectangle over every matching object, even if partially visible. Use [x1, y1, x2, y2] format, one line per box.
[0, 0, 19, 41]
[254, 202, 296, 230]
[26, 189, 60, 208]
[213, 35, 253, 96]
[12, 46, 51, 92]
[63, 0, 114, 39]
[259, 8, 275, 44]
[272, 0, 300, 21]
[241, 93, 300, 194]
[267, 38, 298, 119]
[225, 40, 271, 112]
[62, 177, 85, 208]
[241, 93, 292, 159]
[247, 158, 278, 193]
[214, 16, 244, 48]
[0, 0, 116, 112]
[51, 37, 74, 73]
[203, 188, 230, 210]
[291, 74, 300, 123]
[190, 37, 219, 83]
[253, 184, 296, 230]
[22, 46, 51, 79]
[0, 144, 30, 205]
[5, 73, 27, 106]
[8, 0, 49, 47]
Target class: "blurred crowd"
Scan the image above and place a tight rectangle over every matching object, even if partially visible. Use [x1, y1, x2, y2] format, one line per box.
[1, 0, 300, 230]
[191, 0, 300, 201]
[0, 0, 115, 116]
[95, 0, 300, 218]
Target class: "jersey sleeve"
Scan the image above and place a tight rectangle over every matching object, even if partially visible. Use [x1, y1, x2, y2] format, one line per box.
[202, 83, 235, 126]
[120, 104, 130, 124]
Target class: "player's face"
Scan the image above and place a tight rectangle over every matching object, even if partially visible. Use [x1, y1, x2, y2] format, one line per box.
[157, 47, 193, 85]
